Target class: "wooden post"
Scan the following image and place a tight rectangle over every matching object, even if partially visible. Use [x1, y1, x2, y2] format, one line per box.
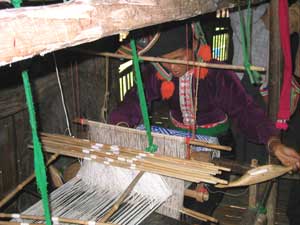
[249, 159, 258, 208]
[268, 0, 282, 121]
[266, 0, 282, 224]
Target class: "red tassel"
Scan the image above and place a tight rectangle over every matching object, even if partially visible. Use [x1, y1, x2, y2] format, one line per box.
[161, 80, 175, 100]
[276, 120, 288, 130]
[198, 44, 212, 62]
[155, 71, 165, 81]
[193, 67, 209, 79]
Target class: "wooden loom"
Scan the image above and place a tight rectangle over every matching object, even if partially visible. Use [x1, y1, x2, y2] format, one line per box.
[2, 122, 291, 225]
[16, 131, 229, 225]
[76, 118, 230, 219]
[19, 118, 231, 225]
[6, 119, 291, 225]
[37, 130, 229, 221]
[1, 119, 231, 225]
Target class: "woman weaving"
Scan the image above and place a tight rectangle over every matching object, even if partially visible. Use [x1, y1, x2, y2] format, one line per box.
[109, 22, 300, 223]
[110, 22, 300, 170]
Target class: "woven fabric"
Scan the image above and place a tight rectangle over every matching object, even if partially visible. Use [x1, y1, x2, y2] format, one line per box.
[136, 125, 220, 158]
[179, 70, 195, 126]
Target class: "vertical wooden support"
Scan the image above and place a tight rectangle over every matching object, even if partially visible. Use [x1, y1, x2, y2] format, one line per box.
[268, 1, 282, 120]
[249, 159, 258, 208]
[266, 0, 282, 224]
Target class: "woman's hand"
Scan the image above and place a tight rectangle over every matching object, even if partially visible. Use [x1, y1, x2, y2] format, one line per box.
[268, 136, 300, 170]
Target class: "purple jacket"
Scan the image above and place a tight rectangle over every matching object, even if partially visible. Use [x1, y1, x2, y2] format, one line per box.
[110, 64, 279, 145]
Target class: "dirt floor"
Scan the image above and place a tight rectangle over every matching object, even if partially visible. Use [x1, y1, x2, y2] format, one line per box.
[213, 178, 293, 225]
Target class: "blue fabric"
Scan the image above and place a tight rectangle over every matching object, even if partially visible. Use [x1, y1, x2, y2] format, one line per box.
[136, 125, 220, 158]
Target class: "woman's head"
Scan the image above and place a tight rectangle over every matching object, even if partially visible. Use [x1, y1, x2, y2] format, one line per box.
[160, 48, 193, 77]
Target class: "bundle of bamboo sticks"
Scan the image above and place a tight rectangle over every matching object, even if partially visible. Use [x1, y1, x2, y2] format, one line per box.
[39, 133, 230, 185]
[0, 213, 114, 225]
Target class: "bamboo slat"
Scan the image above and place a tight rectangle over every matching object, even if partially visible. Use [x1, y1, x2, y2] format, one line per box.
[99, 171, 145, 222]
[40, 134, 223, 175]
[76, 51, 266, 72]
[180, 207, 218, 223]
[35, 133, 229, 185]
[0, 214, 114, 225]
[216, 165, 293, 188]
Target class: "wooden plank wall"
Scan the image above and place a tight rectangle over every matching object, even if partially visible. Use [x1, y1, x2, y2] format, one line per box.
[0, 50, 117, 210]
[0, 115, 18, 199]
[0, 110, 33, 210]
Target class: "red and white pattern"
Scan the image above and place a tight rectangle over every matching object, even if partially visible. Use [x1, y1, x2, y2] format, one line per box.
[179, 70, 195, 127]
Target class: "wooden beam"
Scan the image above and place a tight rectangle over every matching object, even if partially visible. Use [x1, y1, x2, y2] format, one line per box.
[266, 0, 282, 224]
[0, 0, 260, 67]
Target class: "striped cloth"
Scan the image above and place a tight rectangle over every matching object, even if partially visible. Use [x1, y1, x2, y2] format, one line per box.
[136, 125, 220, 158]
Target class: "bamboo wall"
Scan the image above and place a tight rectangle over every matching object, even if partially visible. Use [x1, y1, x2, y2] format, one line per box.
[0, 42, 119, 211]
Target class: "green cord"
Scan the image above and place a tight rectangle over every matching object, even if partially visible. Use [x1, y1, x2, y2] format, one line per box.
[257, 203, 267, 214]
[130, 39, 157, 153]
[12, 0, 52, 223]
[238, 0, 262, 84]
[11, 0, 22, 8]
[193, 22, 207, 45]
[22, 71, 52, 225]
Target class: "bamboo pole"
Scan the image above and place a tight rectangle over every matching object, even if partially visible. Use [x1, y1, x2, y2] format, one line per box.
[32, 144, 215, 183]
[40, 133, 230, 175]
[189, 139, 232, 151]
[40, 132, 230, 172]
[74, 50, 266, 72]
[0, 222, 45, 225]
[39, 135, 225, 175]
[99, 171, 145, 222]
[0, 214, 114, 225]
[33, 133, 229, 184]
[0, 153, 59, 209]
[39, 144, 227, 184]
[180, 207, 218, 223]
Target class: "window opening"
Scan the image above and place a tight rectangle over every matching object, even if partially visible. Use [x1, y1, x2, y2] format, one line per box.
[212, 9, 230, 62]
[119, 60, 134, 102]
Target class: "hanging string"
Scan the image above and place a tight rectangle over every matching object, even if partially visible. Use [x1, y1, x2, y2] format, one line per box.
[75, 60, 82, 133]
[191, 21, 208, 137]
[204, 184, 249, 197]
[70, 62, 76, 121]
[185, 24, 193, 160]
[238, 0, 262, 84]
[130, 39, 158, 153]
[100, 56, 110, 123]
[22, 71, 52, 225]
[52, 53, 72, 136]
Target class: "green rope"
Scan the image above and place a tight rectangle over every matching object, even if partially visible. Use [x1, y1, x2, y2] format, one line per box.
[238, 0, 262, 84]
[193, 21, 208, 64]
[130, 39, 157, 153]
[193, 21, 207, 45]
[22, 71, 52, 225]
[11, 0, 22, 8]
[12, 0, 52, 222]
